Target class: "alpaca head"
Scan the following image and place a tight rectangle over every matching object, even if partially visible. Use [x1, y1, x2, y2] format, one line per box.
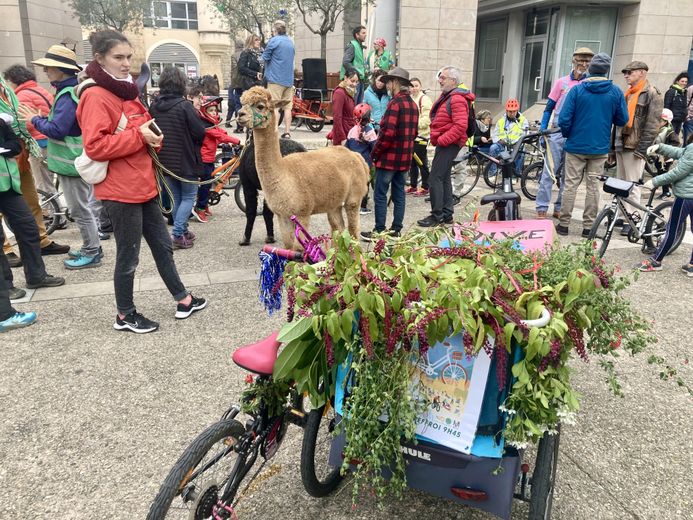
[238, 86, 275, 130]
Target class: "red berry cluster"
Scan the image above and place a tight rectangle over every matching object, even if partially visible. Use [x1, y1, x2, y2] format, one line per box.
[324, 332, 334, 367]
[286, 285, 296, 322]
[565, 315, 588, 362]
[360, 270, 394, 296]
[592, 265, 610, 288]
[495, 340, 508, 389]
[538, 339, 563, 373]
[271, 275, 284, 295]
[373, 239, 386, 255]
[491, 292, 529, 334]
[462, 331, 474, 358]
[359, 314, 374, 358]
[427, 246, 475, 259]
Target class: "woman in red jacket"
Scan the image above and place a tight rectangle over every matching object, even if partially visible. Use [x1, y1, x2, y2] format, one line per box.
[76, 29, 206, 333]
[330, 68, 359, 145]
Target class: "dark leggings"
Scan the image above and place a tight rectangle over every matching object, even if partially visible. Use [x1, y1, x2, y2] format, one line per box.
[653, 197, 693, 263]
[409, 141, 429, 190]
[196, 163, 214, 211]
[241, 176, 274, 239]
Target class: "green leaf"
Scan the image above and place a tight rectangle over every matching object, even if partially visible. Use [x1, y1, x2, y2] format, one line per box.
[277, 317, 313, 343]
[341, 309, 354, 338]
[504, 322, 515, 348]
[375, 294, 385, 318]
[274, 340, 315, 380]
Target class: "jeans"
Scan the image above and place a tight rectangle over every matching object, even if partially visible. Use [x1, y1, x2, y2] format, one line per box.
[164, 177, 197, 238]
[60, 175, 100, 256]
[488, 143, 523, 176]
[536, 132, 566, 213]
[102, 198, 188, 315]
[226, 87, 242, 123]
[0, 189, 47, 285]
[683, 120, 693, 145]
[558, 153, 605, 229]
[428, 144, 460, 221]
[374, 168, 406, 232]
[409, 141, 429, 190]
[196, 163, 214, 211]
[0, 226, 16, 321]
[653, 197, 693, 263]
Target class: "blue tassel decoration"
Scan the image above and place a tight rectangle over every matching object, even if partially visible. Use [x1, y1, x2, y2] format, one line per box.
[258, 250, 288, 315]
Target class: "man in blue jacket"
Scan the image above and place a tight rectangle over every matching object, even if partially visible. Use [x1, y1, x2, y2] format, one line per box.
[262, 20, 295, 139]
[556, 53, 629, 236]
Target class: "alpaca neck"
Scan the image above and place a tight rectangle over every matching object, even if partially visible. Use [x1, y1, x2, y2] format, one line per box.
[252, 111, 285, 191]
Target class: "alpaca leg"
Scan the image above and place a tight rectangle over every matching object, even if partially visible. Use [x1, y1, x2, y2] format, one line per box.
[344, 202, 361, 238]
[278, 216, 294, 249]
[326, 208, 345, 233]
[262, 200, 274, 239]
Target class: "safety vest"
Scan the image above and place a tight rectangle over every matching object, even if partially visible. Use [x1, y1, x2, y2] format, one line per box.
[0, 153, 21, 194]
[46, 87, 82, 177]
[340, 40, 366, 80]
[497, 113, 527, 144]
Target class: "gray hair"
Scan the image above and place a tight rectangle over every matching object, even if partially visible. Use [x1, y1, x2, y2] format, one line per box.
[438, 66, 461, 84]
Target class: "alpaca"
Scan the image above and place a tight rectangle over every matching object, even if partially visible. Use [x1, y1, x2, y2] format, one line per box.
[238, 137, 307, 245]
[238, 87, 370, 248]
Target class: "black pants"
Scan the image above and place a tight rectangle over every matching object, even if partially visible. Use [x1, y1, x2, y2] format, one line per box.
[428, 144, 461, 221]
[409, 141, 429, 190]
[0, 226, 15, 321]
[102, 198, 188, 315]
[241, 175, 274, 239]
[0, 189, 47, 286]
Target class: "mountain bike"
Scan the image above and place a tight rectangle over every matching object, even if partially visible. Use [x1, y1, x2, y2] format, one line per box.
[450, 147, 488, 199]
[588, 175, 685, 258]
[483, 137, 544, 190]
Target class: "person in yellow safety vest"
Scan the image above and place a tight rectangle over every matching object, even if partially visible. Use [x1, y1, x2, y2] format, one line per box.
[18, 44, 102, 270]
[489, 98, 529, 177]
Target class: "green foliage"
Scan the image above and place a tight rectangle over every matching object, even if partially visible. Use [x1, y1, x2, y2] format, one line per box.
[241, 376, 292, 418]
[273, 229, 656, 501]
[213, 0, 288, 45]
[69, 0, 150, 32]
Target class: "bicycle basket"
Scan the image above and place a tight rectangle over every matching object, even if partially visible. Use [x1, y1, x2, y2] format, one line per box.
[603, 177, 633, 198]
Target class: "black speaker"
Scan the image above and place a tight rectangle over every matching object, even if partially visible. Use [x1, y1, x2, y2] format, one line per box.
[302, 58, 327, 99]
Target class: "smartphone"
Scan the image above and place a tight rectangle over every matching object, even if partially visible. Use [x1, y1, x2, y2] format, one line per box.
[149, 120, 162, 136]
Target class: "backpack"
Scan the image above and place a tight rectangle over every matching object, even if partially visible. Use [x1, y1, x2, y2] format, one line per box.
[444, 88, 477, 140]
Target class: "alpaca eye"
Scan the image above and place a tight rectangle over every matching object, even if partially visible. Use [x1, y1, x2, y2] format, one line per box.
[257, 104, 265, 110]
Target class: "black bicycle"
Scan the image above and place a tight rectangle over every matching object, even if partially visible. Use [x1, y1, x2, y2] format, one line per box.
[483, 137, 544, 190]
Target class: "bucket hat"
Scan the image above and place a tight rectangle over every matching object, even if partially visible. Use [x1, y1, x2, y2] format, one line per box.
[31, 45, 82, 71]
[380, 66, 412, 86]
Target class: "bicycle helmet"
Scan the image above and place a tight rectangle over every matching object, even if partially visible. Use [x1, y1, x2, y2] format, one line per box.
[660, 108, 674, 122]
[201, 96, 223, 110]
[353, 103, 371, 121]
[374, 38, 387, 48]
[505, 98, 520, 111]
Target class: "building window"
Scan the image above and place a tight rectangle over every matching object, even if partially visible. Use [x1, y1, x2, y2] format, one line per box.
[474, 18, 507, 100]
[144, 1, 198, 30]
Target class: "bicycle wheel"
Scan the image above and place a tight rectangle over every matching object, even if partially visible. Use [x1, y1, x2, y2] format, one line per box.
[644, 201, 686, 256]
[37, 189, 61, 235]
[441, 363, 467, 384]
[453, 155, 482, 198]
[588, 207, 616, 258]
[305, 119, 325, 132]
[300, 404, 343, 497]
[528, 428, 561, 520]
[483, 161, 499, 189]
[521, 162, 543, 201]
[147, 419, 246, 520]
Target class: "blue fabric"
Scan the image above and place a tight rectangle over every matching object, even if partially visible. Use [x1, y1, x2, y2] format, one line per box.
[558, 79, 628, 155]
[32, 77, 80, 139]
[653, 197, 693, 263]
[373, 168, 406, 232]
[196, 163, 214, 210]
[363, 86, 390, 130]
[540, 98, 556, 131]
[684, 120, 693, 145]
[488, 143, 523, 177]
[164, 177, 197, 238]
[345, 125, 375, 167]
[536, 132, 566, 212]
[262, 35, 295, 87]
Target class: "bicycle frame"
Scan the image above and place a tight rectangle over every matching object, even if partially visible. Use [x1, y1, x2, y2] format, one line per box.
[600, 182, 658, 243]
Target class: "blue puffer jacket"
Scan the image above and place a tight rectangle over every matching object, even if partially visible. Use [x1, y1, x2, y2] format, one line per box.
[363, 86, 390, 131]
[558, 77, 628, 155]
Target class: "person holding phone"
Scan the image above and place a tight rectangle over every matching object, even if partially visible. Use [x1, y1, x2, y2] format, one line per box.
[76, 29, 207, 333]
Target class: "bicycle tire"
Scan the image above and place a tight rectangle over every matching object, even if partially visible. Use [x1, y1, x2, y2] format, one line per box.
[147, 419, 246, 520]
[234, 182, 246, 213]
[300, 405, 343, 497]
[483, 160, 499, 189]
[588, 207, 616, 258]
[521, 162, 543, 201]
[452, 155, 481, 198]
[644, 201, 686, 256]
[528, 428, 561, 520]
[37, 189, 61, 235]
[305, 119, 325, 132]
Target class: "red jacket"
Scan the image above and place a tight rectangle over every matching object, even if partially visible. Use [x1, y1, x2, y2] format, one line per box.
[331, 86, 356, 145]
[199, 111, 240, 163]
[429, 88, 475, 148]
[14, 80, 54, 141]
[76, 85, 158, 203]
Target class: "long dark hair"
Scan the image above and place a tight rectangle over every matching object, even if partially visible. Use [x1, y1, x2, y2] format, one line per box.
[158, 67, 188, 96]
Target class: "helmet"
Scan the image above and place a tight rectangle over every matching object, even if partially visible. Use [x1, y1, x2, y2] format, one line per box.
[374, 38, 387, 48]
[353, 103, 371, 121]
[505, 98, 520, 111]
[660, 108, 674, 122]
[201, 96, 223, 109]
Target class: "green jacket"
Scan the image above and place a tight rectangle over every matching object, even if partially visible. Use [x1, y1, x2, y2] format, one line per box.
[340, 40, 365, 80]
[46, 87, 82, 177]
[653, 143, 693, 199]
[0, 125, 21, 193]
[0, 76, 41, 158]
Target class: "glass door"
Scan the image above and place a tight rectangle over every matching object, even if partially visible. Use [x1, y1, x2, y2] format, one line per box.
[520, 39, 547, 110]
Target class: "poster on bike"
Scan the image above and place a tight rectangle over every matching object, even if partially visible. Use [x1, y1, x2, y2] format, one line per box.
[410, 333, 493, 454]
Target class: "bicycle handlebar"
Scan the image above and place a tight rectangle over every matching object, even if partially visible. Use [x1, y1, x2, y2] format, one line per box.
[473, 127, 561, 166]
[261, 245, 304, 261]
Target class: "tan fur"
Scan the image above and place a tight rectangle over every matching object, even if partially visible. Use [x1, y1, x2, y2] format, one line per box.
[238, 87, 370, 248]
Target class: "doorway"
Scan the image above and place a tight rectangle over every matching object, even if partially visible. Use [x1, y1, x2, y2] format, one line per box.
[519, 8, 558, 110]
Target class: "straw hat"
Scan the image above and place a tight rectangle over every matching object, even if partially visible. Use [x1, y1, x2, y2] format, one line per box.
[380, 66, 412, 86]
[31, 45, 82, 71]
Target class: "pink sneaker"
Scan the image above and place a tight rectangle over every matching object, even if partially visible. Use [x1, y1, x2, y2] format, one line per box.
[172, 235, 194, 249]
[414, 188, 429, 197]
[405, 186, 416, 194]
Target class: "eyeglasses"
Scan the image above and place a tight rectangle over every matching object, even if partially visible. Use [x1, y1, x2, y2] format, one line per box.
[574, 59, 590, 64]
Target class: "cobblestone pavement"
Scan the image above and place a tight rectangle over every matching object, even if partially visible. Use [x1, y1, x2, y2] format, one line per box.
[2, 126, 692, 519]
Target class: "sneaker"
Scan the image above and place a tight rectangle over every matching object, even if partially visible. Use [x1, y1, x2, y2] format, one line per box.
[555, 225, 569, 236]
[360, 231, 374, 241]
[192, 209, 209, 223]
[204, 207, 213, 217]
[172, 235, 194, 249]
[620, 224, 632, 237]
[614, 218, 624, 228]
[239, 236, 251, 246]
[184, 230, 196, 242]
[40, 241, 70, 256]
[637, 258, 662, 272]
[681, 264, 693, 277]
[9, 287, 26, 300]
[417, 215, 442, 228]
[0, 311, 37, 332]
[26, 275, 65, 289]
[414, 188, 429, 197]
[98, 231, 111, 240]
[113, 311, 159, 333]
[176, 295, 207, 319]
[442, 216, 454, 224]
[536, 210, 548, 219]
[405, 187, 416, 194]
[6, 252, 22, 268]
[64, 254, 102, 270]
[359, 207, 372, 215]
[68, 247, 104, 260]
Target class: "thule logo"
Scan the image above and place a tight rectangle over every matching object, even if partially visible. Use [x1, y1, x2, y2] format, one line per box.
[401, 446, 431, 461]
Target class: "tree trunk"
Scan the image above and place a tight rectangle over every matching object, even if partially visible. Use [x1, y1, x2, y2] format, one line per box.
[320, 33, 327, 61]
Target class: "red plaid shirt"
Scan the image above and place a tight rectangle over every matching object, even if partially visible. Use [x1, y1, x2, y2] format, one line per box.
[371, 91, 419, 171]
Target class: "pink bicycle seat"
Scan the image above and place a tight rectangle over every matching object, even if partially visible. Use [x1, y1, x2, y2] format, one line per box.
[232, 331, 281, 375]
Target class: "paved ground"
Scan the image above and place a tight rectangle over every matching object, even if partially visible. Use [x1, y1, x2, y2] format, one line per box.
[2, 126, 692, 520]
